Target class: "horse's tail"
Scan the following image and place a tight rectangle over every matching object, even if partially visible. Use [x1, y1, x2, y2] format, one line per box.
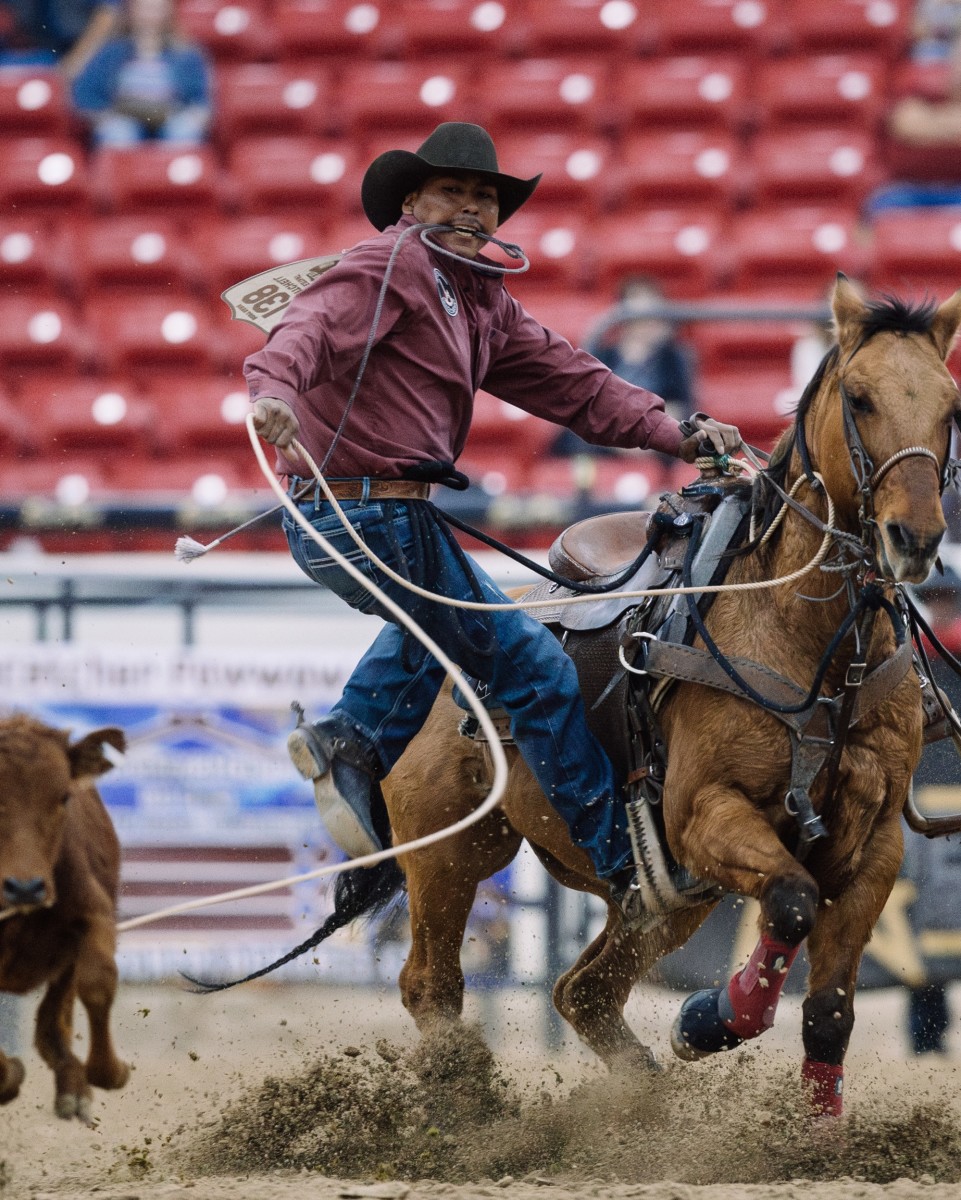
[181, 854, 406, 994]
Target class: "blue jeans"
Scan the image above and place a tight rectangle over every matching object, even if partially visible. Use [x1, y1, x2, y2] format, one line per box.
[283, 493, 632, 879]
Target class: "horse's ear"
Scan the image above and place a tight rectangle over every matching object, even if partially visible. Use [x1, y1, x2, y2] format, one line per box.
[930, 288, 961, 361]
[831, 273, 867, 350]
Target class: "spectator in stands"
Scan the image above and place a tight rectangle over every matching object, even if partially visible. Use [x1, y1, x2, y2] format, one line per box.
[71, 0, 211, 147]
[246, 121, 742, 929]
[0, 1, 121, 78]
[874, 4, 961, 210]
[551, 276, 697, 459]
[911, 0, 961, 64]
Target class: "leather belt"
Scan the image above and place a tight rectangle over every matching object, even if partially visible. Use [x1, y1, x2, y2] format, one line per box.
[288, 478, 431, 501]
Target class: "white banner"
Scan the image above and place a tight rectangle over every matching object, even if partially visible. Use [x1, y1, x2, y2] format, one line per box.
[0, 643, 357, 706]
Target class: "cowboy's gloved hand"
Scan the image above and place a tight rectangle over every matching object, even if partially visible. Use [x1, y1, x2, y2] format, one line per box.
[251, 396, 301, 454]
[677, 413, 742, 463]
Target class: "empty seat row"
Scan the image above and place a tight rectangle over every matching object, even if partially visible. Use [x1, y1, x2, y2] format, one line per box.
[0, 53, 912, 145]
[0, 127, 889, 222]
[7, 203, 956, 315]
[175, 0, 912, 64]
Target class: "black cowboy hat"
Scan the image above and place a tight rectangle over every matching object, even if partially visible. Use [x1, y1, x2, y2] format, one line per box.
[361, 122, 541, 232]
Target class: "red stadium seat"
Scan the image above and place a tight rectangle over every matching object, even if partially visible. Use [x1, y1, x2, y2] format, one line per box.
[74, 214, 204, 292]
[456, 445, 532, 496]
[699, 367, 797, 447]
[226, 136, 358, 215]
[215, 314, 265, 372]
[144, 374, 253, 454]
[0, 458, 112, 503]
[109, 455, 255, 497]
[748, 128, 880, 206]
[215, 62, 334, 143]
[274, 0, 389, 59]
[0, 67, 71, 136]
[520, 0, 649, 56]
[0, 385, 38, 456]
[200, 213, 325, 294]
[779, 0, 909, 57]
[0, 137, 89, 211]
[728, 207, 865, 293]
[391, 0, 522, 57]
[20, 377, 157, 455]
[466, 390, 558, 463]
[614, 131, 746, 208]
[584, 210, 726, 298]
[650, 0, 785, 56]
[488, 208, 588, 286]
[755, 55, 887, 132]
[498, 285, 606, 347]
[90, 145, 221, 214]
[611, 56, 751, 133]
[490, 132, 613, 212]
[0, 295, 91, 373]
[0, 216, 79, 295]
[687, 318, 805, 373]
[178, 0, 278, 61]
[479, 58, 610, 134]
[880, 133, 961, 184]
[86, 293, 220, 380]
[337, 61, 472, 136]
[891, 58, 953, 103]
[868, 209, 961, 296]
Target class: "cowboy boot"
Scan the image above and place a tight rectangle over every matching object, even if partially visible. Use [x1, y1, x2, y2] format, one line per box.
[287, 704, 382, 859]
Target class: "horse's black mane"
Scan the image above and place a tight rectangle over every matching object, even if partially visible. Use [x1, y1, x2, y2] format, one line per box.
[743, 293, 940, 551]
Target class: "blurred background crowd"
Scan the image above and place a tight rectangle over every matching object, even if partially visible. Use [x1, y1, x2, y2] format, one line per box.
[0, 0, 960, 549]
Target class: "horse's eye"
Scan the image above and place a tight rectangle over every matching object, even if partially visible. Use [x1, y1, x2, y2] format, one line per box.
[846, 389, 873, 415]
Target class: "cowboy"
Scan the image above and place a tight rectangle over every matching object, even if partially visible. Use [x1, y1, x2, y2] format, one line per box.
[246, 122, 741, 925]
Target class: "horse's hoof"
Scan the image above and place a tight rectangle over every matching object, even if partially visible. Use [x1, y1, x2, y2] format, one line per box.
[670, 987, 745, 1061]
[55, 1090, 93, 1122]
[0, 1056, 25, 1103]
[609, 1044, 663, 1076]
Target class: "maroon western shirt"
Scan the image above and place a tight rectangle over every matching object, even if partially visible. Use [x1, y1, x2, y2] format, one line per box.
[244, 214, 684, 479]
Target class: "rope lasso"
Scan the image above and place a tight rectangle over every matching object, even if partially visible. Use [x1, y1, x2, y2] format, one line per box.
[263, 431, 837, 611]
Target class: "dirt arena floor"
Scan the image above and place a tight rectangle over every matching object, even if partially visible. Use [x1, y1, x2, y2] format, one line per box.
[4, 980, 961, 1200]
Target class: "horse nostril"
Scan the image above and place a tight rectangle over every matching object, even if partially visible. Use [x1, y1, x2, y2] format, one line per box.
[2, 877, 47, 907]
[885, 521, 911, 558]
[884, 521, 942, 563]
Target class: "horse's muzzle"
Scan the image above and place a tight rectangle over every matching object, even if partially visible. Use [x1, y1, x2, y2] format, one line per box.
[880, 520, 945, 583]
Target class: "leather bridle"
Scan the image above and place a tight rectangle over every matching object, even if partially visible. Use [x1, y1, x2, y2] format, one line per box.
[792, 335, 957, 574]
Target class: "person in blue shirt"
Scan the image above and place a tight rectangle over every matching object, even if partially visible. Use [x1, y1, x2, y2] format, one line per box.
[0, 0, 121, 78]
[71, 0, 211, 147]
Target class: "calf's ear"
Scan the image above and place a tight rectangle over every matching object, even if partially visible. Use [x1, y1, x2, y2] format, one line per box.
[68, 727, 126, 779]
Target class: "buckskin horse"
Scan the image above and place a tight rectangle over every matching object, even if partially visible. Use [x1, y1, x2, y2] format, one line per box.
[200, 277, 961, 1117]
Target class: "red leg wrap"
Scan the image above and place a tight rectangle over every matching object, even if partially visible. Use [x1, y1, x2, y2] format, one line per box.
[723, 933, 800, 1039]
[801, 1057, 844, 1117]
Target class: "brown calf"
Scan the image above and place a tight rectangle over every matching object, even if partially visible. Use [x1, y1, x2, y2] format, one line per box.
[0, 715, 129, 1121]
